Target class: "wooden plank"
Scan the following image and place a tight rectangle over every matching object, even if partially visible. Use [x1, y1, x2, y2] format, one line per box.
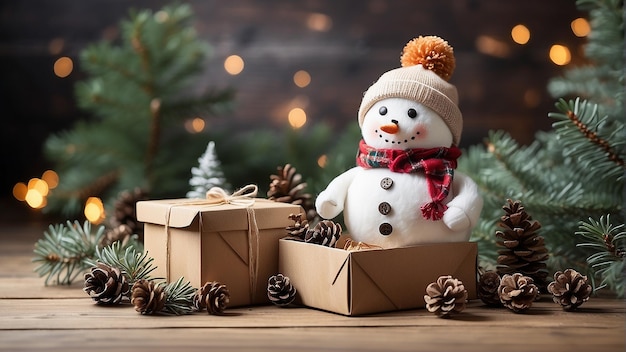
[0, 325, 624, 352]
[0, 297, 624, 330]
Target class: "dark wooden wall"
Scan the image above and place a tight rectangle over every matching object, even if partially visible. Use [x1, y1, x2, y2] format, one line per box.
[0, 0, 585, 195]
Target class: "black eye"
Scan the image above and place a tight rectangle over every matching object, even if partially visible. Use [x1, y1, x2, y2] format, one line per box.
[379, 106, 387, 115]
[407, 108, 417, 118]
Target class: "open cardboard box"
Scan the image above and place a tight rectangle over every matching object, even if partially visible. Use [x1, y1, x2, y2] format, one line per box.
[279, 238, 477, 316]
[137, 198, 303, 307]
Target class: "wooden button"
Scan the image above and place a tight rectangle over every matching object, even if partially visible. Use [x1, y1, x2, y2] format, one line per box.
[379, 223, 393, 236]
[378, 202, 391, 215]
[380, 177, 393, 190]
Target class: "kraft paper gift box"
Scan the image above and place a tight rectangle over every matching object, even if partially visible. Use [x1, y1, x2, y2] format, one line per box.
[279, 238, 477, 316]
[137, 197, 303, 307]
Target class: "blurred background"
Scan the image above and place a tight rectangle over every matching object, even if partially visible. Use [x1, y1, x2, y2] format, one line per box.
[0, 0, 588, 222]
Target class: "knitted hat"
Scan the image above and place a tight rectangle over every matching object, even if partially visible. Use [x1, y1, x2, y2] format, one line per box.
[358, 36, 463, 145]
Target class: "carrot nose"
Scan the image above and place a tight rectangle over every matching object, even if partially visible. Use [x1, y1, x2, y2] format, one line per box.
[380, 123, 399, 134]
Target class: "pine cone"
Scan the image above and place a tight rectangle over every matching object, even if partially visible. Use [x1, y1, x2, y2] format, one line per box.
[267, 274, 296, 307]
[424, 275, 468, 317]
[496, 199, 549, 291]
[108, 187, 149, 242]
[304, 220, 342, 247]
[83, 263, 130, 305]
[268, 164, 317, 222]
[498, 273, 538, 313]
[101, 224, 134, 247]
[477, 271, 502, 307]
[193, 281, 230, 315]
[131, 279, 166, 315]
[285, 213, 309, 240]
[547, 269, 592, 311]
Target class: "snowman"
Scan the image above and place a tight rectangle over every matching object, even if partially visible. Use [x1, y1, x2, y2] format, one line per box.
[315, 36, 483, 248]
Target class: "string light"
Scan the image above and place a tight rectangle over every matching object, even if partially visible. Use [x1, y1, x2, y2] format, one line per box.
[84, 197, 105, 224]
[317, 154, 328, 168]
[224, 55, 244, 75]
[475, 35, 511, 58]
[41, 170, 59, 189]
[511, 24, 530, 45]
[186, 117, 205, 133]
[288, 108, 307, 129]
[53, 57, 73, 78]
[14, 170, 59, 209]
[571, 18, 591, 37]
[293, 70, 311, 88]
[12, 183, 27, 202]
[307, 13, 332, 32]
[549, 44, 571, 66]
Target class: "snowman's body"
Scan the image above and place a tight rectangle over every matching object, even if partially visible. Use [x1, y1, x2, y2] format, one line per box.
[316, 97, 483, 248]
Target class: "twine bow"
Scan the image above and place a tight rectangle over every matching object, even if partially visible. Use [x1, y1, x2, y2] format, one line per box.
[205, 184, 258, 207]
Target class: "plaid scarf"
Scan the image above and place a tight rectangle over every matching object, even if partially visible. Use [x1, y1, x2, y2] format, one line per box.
[356, 139, 462, 221]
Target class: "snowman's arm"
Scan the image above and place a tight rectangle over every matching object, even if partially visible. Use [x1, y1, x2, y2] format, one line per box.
[443, 172, 484, 231]
[315, 167, 360, 219]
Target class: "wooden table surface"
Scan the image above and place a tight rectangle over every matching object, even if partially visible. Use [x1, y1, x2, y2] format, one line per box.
[1, 219, 624, 352]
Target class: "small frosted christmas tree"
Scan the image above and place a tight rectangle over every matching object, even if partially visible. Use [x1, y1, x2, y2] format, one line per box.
[187, 141, 229, 198]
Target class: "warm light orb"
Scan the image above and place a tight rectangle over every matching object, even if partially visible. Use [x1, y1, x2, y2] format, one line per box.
[224, 55, 244, 75]
[549, 44, 571, 66]
[191, 117, 205, 132]
[317, 154, 328, 168]
[53, 57, 73, 78]
[42, 170, 59, 189]
[288, 108, 307, 129]
[25, 189, 45, 209]
[571, 18, 591, 37]
[293, 70, 311, 88]
[13, 182, 28, 201]
[28, 178, 49, 197]
[84, 197, 105, 224]
[307, 13, 332, 32]
[511, 24, 530, 45]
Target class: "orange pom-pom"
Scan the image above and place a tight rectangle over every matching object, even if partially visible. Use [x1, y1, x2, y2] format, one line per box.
[400, 36, 455, 81]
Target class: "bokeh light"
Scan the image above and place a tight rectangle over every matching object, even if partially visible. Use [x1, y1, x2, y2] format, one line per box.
[84, 197, 105, 224]
[549, 44, 571, 66]
[224, 55, 244, 75]
[13, 182, 27, 201]
[28, 178, 49, 197]
[511, 24, 530, 45]
[288, 108, 307, 129]
[42, 170, 59, 189]
[53, 57, 73, 78]
[571, 18, 591, 37]
[307, 13, 332, 32]
[25, 189, 45, 209]
[293, 70, 311, 88]
[317, 154, 328, 168]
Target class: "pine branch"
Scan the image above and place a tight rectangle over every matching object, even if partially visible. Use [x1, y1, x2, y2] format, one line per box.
[89, 241, 159, 287]
[162, 277, 196, 315]
[576, 215, 625, 296]
[33, 221, 105, 285]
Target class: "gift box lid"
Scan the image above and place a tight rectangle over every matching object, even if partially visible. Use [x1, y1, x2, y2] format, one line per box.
[136, 198, 302, 231]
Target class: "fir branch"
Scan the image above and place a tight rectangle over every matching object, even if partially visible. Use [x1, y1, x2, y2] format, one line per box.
[33, 221, 105, 285]
[560, 100, 624, 166]
[90, 241, 159, 286]
[162, 277, 196, 315]
[576, 215, 625, 296]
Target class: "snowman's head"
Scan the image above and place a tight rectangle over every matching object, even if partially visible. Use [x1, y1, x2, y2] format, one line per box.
[361, 97, 453, 149]
[358, 36, 463, 146]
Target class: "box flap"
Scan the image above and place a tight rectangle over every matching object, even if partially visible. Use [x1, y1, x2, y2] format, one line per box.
[349, 242, 477, 314]
[136, 199, 303, 231]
